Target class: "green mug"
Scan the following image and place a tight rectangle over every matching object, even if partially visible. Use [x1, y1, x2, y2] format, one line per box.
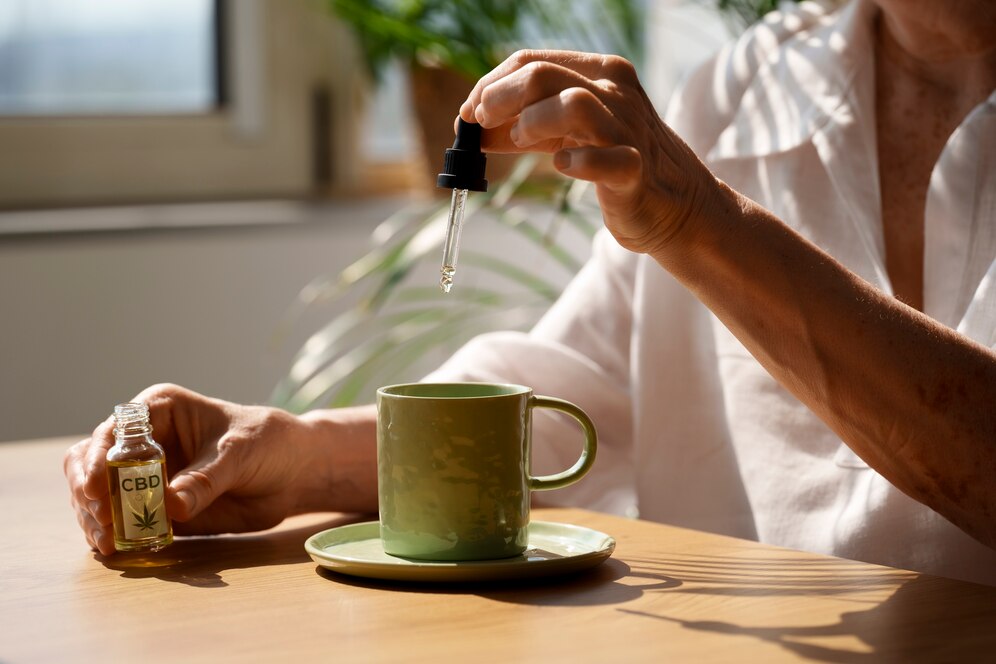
[376, 382, 598, 561]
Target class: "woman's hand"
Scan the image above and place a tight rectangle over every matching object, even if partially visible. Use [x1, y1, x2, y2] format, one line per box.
[460, 49, 727, 257]
[63, 383, 319, 555]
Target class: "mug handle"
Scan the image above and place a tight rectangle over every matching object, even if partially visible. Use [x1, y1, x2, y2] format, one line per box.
[527, 395, 597, 491]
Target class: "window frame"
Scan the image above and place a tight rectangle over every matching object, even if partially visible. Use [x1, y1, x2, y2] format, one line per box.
[0, 0, 362, 210]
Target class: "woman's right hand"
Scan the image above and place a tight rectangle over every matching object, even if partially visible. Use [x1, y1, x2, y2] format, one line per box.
[459, 49, 729, 260]
[63, 383, 319, 555]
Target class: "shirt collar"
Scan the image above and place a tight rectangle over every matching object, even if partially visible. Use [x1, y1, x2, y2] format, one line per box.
[707, 0, 878, 162]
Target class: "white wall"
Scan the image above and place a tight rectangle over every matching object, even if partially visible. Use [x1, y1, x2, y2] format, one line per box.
[0, 200, 397, 442]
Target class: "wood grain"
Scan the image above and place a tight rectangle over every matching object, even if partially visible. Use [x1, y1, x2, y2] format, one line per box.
[2, 437, 995, 662]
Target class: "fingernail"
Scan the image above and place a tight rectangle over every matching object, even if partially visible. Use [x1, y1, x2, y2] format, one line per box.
[93, 528, 104, 545]
[509, 123, 521, 146]
[474, 105, 486, 125]
[554, 150, 572, 170]
[88, 500, 101, 516]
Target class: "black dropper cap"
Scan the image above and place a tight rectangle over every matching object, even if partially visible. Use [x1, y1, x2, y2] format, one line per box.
[436, 118, 488, 192]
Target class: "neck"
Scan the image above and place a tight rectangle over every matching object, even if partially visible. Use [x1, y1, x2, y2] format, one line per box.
[872, 0, 996, 99]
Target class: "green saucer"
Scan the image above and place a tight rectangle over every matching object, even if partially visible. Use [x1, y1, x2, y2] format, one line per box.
[305, 520, 615, 583]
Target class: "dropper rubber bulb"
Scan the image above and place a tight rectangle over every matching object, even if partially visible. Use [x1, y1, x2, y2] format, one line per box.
[436, 118, 488, 293]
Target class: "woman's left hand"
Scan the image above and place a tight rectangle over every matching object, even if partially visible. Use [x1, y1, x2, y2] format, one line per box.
[460, 49, 729, 257]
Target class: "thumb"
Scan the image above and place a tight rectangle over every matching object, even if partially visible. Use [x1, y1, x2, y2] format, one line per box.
[166, 449, 239, 522]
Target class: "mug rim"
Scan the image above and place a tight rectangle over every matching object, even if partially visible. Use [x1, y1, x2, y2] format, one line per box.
[377, 382, 532, 400]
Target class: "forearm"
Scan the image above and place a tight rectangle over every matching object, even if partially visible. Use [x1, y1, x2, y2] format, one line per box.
[293, 404, 378, 515]
[658, 183, 996, 545]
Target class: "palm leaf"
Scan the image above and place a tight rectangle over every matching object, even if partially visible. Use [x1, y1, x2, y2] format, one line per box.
[275, 258, 562, 404]
[281, 300, 547, 412]
[271, 152, 599, 411]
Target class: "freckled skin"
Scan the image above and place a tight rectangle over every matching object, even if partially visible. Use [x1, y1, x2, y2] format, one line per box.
[860, 4, 996, 550]
[874, 13, 987, 312]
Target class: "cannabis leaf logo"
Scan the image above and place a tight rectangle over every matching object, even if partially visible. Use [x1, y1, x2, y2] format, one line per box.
[131, 503, 159, 532]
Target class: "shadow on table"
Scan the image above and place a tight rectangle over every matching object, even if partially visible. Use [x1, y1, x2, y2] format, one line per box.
[616, 552, 996, 663]
[324, 548, 996, 662]
[318, 557, 680, 607]
[95, 514, 361, 588]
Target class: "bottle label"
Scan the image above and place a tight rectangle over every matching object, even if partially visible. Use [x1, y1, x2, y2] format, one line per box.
[118, 464, 169, 540]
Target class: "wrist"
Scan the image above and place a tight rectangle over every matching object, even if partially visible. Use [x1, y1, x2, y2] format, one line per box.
[292, 405, 378, 515]
[647, 176, 748, 280]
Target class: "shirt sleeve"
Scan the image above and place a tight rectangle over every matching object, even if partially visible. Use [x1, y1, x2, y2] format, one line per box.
[424, 229, 638, 514]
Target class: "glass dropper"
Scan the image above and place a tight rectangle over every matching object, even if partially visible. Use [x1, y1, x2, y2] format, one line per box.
[436, 118, 488, 293]
[439, 188, 468, 293]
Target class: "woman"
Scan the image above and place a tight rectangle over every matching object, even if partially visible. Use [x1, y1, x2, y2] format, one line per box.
[64, 0, 996, 584]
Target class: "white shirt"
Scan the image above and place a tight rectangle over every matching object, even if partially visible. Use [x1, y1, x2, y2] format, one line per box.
[427, 0, 996, 585]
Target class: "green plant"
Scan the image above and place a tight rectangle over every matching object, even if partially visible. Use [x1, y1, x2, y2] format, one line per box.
[330, 0, 644, 81]
[271, 158, 599, 412]
[713, 0, 805, 34]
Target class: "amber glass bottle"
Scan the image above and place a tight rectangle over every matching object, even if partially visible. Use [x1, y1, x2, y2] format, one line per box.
[106, 402, 173, 552]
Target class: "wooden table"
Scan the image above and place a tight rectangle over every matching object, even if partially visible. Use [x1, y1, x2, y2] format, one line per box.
[3, 437, 996, 663]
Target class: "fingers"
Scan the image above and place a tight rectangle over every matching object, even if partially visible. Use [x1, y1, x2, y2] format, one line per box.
[458, 50, 640, 164]
[472, 61, 598, 130]
[65, 437, 114, 554]
[80, 417, 115, 501]
[74, 503, 116, 555]
[450, 115, 562, 154]
[133, 383, 194, 451]
[80, 383, 182, 500]
[166, 434, 242, 522]
[460, 50, 615, 122]
[511, 87, 620, 150]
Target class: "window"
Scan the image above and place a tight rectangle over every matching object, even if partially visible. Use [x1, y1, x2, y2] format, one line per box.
[0, 0, 360, 211]
[0, 0, 219, 117]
